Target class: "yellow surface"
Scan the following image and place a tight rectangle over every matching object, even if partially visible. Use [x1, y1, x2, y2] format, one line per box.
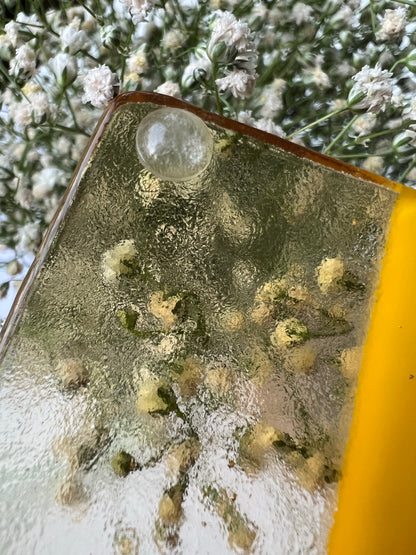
[329, 185, 416, 554]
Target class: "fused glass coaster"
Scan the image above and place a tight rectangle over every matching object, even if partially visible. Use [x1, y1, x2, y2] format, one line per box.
[1, 92, 416, 554]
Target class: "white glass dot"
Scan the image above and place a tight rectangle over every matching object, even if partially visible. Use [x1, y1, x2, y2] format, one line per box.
[136, 108, 213, 181]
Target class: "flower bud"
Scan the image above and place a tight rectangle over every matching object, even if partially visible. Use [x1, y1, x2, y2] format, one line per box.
[208, 41, 227, 62]
[392, 130, 414, 152]
[347, 88, 366, 108]
[49, 53, 78, 88]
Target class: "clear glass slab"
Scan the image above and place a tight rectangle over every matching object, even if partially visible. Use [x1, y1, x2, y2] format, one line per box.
[0, 96, 397, 554]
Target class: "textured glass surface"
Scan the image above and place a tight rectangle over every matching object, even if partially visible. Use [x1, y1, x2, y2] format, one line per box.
[0, 102, 397, 554]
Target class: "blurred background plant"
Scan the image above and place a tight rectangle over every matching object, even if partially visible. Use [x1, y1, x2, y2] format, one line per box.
[1, 0, 416, 322]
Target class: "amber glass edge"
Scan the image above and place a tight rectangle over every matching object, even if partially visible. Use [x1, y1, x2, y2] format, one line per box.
[114, 91, 406, 193]
[0, 91, 408, 362]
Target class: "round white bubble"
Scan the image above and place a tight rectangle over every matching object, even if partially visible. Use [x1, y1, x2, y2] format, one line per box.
[135, 108, 213, 181]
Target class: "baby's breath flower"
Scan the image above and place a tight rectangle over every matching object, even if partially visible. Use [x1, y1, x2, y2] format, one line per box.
[9, 143, 26, 161]
[362, 156, 384, 174]
[127, 49, 148, 75]
[16, 12, 41, 34]
[329, 99, 346, 111]
[9, 43, 37, 78]
[181, 52, 212, 88]
[259, 79, 286, 119]
[4, 21, 20, 48]
[61, 20, 90, 54]
[348, 64, 395, 114]
[208, 11, 251, 53]
[255, 118, 286, 138]
[351, 113, 377, 137]
[8, 86, 52, 129]
[216, 69, 256, 99]
[207, 10, 255, 65]
[11, 106, 33, 131]
[163, 30, 185, 51]
[15, 222, 42, 255]
[304, 64, 331, 89]
[155, 80, 181, 97]
[237, 110, 256, 127]
[121, 0, 154, 24]
[14, 185, 33, 210]
[377, 7, 407, 42]
[49, 53, 78, 87]
[55, 136, 72, 155]
[81, 65, 116, 109]
[291, 3, 313, 25]
[250, 3, 269, 25]
[32, 168, 66, 200]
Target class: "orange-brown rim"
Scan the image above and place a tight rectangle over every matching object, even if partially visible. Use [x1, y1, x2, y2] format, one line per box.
[0, 91, 407, 360]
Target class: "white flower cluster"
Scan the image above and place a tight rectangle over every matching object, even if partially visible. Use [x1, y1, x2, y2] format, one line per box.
[5, 82, 53, 129]
[181, 52, 212, 88]
[216, 69, 256, 99]
[61, 19, 90, 54]
[9, 43, 37, 78]
[121, 0, 154, 24]
[208, 10, 258, 99]
[348, 64, 394, 114]
[377, 7, 407, 42]
[81, 65, 116, 109]
[238, 110, 286, 138]
[291, 2, 313, 26]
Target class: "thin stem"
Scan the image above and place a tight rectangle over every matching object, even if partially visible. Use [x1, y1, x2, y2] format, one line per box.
[333, 126, 404, 151]
[50, 123, 90, 137]
[390, 58, 406, 72]
[64, 89, 80, 130]
[324, 114, 359, 155]
[369, 0, 377, 36]
[391, 0, 416, 7]
[211, 62, 223, 116]
[77, 0, 104, 25]
[213, 82, 223, 116]
[336, 150, 393, 159]
[287, 105, 349, 139]
[399, 157, 416, 182]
